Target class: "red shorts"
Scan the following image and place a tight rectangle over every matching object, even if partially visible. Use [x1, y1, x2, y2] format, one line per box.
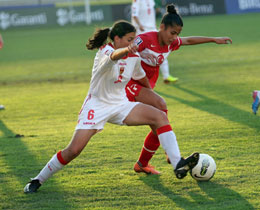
[125, 80, 143, 102]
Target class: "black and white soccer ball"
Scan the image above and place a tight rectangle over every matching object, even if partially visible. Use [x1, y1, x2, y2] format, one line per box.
[190, 154, 216, 181]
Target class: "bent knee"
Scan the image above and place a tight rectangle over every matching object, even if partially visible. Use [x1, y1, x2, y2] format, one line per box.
[154, 110, 168, 124]
[156, 98, 167, 111]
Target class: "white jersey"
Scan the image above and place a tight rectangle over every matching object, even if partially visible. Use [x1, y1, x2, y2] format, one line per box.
[131, 0, 157, 34]
[87, 43, 146, 105]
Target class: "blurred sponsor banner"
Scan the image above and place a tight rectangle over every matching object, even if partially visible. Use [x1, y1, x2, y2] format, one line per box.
[0, 5, 51, 30]
[111, 4, 132, 21]
[225, 0, 260, 14]
[0, 4, 112, 30]
[164, 0, 226, 16]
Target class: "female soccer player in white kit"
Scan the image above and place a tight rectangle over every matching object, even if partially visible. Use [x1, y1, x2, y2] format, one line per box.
[24, 20, 199, 193]
[131, 0, 178, 83]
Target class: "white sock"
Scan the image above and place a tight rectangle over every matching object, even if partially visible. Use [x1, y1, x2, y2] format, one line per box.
[34, 153, 65, 184]
[157, 125, 181, 169]
[160, 59, 170, 79]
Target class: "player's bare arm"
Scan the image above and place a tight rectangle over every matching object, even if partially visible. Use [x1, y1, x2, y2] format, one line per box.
[133, 16, 144, 31]
[181, 36, 232, 45]
[110, 43, 138, 61]
[110, 48, 130, 61]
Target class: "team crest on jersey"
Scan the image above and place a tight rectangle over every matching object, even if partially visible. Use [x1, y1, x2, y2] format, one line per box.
[119, 67, 124, 74]
[134, 37, 143, 46]
[157, 54, 164, 65]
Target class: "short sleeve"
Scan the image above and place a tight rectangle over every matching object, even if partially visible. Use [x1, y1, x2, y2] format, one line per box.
[97, 45, 116, 69]
[169, 36, 182, 51]
[92, 44, 117, 75]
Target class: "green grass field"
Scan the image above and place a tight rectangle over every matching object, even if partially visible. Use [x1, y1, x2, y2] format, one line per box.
[0, 13, 260, 210]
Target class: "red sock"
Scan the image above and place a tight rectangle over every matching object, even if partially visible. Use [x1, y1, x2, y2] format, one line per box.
[57, 150, 69, 165]
[138, 131, 160, 167]
[137, 110, 169, 167]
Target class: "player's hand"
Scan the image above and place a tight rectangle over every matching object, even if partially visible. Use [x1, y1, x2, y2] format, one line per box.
[139, 52, 157, 65]
[215, 37, 232, 44]
[140, 25, 145, 32]
[127, 42, 139, 54]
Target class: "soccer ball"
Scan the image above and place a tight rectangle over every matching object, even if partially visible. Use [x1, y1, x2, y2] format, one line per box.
[190, 154, 216, 181]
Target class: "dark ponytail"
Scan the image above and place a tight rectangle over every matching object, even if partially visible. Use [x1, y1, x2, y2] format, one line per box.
[86, 20, 136, 50]
[86, 28, 110, 50]
[161, 4, 183, 28]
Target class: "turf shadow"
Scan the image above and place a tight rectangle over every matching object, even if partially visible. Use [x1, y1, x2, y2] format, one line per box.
[139, 175, 254, 209]
[156, 85, 260, 132]
[0, 120, 74, 209]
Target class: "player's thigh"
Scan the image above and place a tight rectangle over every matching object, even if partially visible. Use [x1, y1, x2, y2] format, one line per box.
[135, 87, 167, 110]
[123, 103, 167, 127]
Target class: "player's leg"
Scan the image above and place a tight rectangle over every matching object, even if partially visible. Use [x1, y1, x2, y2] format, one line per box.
[123, 103, 182, 174]
[134, 87, 170, 168]
[160, 59, 178, 84]
[24, 129, 97, 193]
[124, 103, 199, 178]
[123, 103, 169, 174]
[135, 86, 167, 111]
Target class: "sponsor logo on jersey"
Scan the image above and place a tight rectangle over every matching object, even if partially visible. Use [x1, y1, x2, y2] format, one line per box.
[83, 122, 96, 125]
[134, 36, 143, 46]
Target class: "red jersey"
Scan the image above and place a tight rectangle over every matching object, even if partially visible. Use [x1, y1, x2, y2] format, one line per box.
[129, 31, 182, 88]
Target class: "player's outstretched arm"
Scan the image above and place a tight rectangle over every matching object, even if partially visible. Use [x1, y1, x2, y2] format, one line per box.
[110, 43, 138, 61]
[214, 37, 232, 44]
[181, 36, 232, 45]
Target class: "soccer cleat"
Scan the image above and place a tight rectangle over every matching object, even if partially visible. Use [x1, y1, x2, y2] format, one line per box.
[134, 162, 161, 175]
[0, 105, 4, 110]
[24, 179, 41, 193]
[252, 90, 260, 115]
[164, 75, 179, 84]
[174, 152, 199, 179]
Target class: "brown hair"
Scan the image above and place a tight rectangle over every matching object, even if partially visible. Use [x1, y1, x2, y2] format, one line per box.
[86, 20, 136, 50]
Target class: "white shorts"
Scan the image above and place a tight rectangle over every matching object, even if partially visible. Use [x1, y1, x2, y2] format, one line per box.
[75, 94, 139, 130]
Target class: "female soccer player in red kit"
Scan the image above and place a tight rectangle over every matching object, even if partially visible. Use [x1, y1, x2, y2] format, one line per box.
[131, 0, 178, 83]
[126, 4, 232, 175]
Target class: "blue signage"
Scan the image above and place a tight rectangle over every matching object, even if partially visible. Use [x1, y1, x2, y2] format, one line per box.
[225, 0, 260, 14]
